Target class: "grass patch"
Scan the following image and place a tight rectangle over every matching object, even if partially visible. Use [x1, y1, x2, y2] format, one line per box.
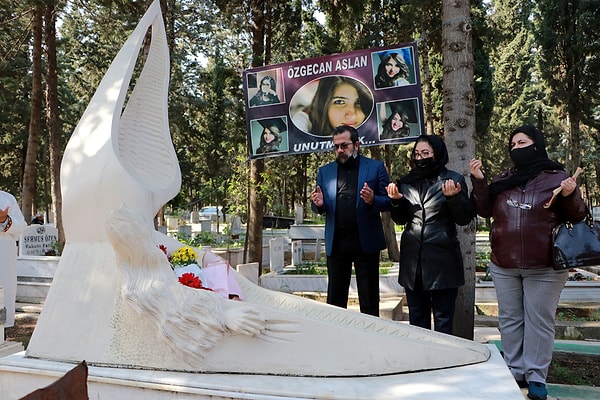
[284, 260, 393, 275]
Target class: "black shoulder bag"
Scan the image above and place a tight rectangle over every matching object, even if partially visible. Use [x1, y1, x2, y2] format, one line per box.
[552, 210, 600, 270]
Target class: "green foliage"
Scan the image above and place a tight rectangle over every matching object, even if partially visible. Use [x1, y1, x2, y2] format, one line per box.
[0, 3, 32, 193]
[179, 228, 244, 249]
[288, 261, 328, 275]
[286, 259, 392, 275]
[2, 0, 598, 228]
[534, 0, 600, 173]
[49, 240, 63, 256]
[187, 231, 218, 247]
[379, 262, 393, 275]
[556, 309, 600, 322]
[476, 250, 491, 272]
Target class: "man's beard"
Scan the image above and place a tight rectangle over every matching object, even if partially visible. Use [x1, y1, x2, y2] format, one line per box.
[336, 150, 357, 164]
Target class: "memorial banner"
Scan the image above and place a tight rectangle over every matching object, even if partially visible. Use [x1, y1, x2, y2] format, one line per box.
[243, 42, 424, 159]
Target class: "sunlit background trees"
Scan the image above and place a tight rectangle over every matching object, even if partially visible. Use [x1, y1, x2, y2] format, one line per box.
[1, 0, 598, 237]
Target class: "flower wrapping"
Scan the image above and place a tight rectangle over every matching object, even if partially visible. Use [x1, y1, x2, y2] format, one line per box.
[203, 260, 244, 300]
[174, 263, 213, 291]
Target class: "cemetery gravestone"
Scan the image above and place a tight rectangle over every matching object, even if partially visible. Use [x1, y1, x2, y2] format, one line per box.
[19, 225, 59, 256]
[269, 237, 284, 273]
[314, 238, 322, 260]
[294, 204, 304, 224]
[236, 262, 259, 285]
[291, 240, 303, 266]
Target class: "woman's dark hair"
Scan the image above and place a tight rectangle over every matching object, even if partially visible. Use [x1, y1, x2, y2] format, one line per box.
[397, 135, 449, 184]
[381, 110, 410, 139]
[259, 75, 276, 93]
[308, 76, 373, 136]
[411, 135, 448, 167]
[375, 53, 409, 88]
[256, 125, 282, 154]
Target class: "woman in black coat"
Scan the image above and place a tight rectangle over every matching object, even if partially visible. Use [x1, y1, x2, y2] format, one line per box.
[386, 135, 474, 334]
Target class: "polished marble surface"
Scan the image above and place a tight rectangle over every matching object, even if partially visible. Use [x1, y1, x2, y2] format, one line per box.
[0, 346, 523, 399]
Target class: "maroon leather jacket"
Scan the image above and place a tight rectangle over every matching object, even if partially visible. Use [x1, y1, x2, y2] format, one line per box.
[471, 169, 586, 269]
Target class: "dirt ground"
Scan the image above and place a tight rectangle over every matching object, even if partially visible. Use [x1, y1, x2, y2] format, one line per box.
[4, 315, 37, 350]
[5, 316, 600, 386]
[548, 354, 600, 386]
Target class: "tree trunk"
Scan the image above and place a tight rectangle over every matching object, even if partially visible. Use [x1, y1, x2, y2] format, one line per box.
[420, 33, 434, 135]
[247, 0, 267, 275]
[248, 160, 265, 268]
[21, 6, 44, 223]
[45, 4, 64, 243]
[369, 146, 399, 261]
[382, 213, 399, 261]
[567, 113, 581, 174]
[301, 153, 307, 209]
[442, 0, 476, 340]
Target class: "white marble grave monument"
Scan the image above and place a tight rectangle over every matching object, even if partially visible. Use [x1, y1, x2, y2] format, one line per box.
[0, 2, 523, 398]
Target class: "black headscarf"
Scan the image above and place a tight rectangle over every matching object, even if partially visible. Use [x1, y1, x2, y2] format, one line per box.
[398, 135, 449, 184]
[488, 125, 564, 197]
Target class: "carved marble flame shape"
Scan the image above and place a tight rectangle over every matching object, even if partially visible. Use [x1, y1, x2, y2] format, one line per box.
[25, 0, 490, 376]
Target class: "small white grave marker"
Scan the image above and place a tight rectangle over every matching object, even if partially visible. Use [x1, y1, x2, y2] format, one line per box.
[269, 237, 284, 273]
[19, 225, 59, 256]
[294, 204, 304, 224]
[291, 240, 303, 266]
[314, 238, 322, 260]
[236, 262, 259, 285]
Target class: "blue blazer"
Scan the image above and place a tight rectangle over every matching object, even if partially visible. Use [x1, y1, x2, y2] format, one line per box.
[312, 154, 391, 256]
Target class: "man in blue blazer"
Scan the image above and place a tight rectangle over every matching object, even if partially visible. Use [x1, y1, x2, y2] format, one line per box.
[311, 125, 391, 316]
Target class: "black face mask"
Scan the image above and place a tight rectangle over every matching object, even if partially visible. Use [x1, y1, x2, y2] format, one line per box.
[414, 157, 435, 169]
[510, 145, 537, 169]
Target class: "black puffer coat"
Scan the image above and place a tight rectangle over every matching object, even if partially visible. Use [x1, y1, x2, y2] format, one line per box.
[390, 169, 474, 291]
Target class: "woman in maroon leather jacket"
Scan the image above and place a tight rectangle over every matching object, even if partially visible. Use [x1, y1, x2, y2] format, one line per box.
[470, 125, 586, 400]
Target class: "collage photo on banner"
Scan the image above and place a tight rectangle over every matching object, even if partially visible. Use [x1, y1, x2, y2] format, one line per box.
[243, 43, 425, 160]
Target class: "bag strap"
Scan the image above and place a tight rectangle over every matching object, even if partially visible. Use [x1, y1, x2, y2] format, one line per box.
[558, 204, 594, 230]
[584, 207, 595, 228]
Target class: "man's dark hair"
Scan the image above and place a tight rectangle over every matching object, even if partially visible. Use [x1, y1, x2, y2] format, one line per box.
[332, 125, 359, 143]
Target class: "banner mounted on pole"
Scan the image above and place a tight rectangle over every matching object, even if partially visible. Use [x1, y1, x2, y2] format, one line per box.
[243, 42, 424, 159]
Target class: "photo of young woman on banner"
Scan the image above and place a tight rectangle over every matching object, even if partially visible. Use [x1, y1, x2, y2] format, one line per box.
[250, 117, 289, 156]
[247, 68, 286, 107]
[372, 47, 417, 89]
[377, 98, 421, 141]
[290, 76, 373, 137]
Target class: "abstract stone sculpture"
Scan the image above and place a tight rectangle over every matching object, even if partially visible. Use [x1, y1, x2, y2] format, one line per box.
[25, 0, 490, 376]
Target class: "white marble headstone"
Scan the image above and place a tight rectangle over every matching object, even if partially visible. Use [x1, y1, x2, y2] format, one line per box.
[314, 238, 322, 260]
[291, 240, 303, 266]
[269, 236, 284, 273]
[294, 204, 304, 224]
[18, 225, 59, 256]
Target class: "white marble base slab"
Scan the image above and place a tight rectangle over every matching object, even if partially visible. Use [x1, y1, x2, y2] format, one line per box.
[0, 341, 23, 358]
[17, 256, 60, 279]
[0, 346, 523, 399]
[260, 269, 404, 294]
